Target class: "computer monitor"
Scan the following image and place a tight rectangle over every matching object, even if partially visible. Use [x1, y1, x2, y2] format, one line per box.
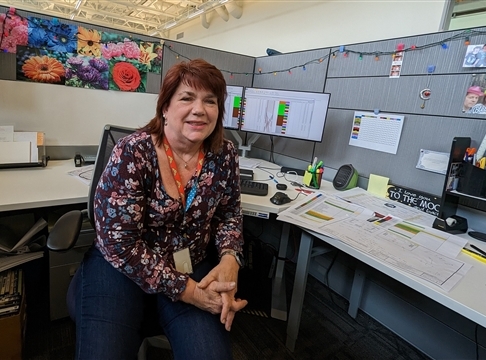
[240, 87, 330, 142]
[223, 85, 244, 130]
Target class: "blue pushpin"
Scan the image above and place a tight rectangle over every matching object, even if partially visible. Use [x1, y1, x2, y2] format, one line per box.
[339, 45, 345, 53]
[374, 109, 380, 115]
[427, 65, 436, 74]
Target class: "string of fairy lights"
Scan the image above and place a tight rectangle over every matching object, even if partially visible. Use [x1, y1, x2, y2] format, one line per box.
[164, 28, 486, 77]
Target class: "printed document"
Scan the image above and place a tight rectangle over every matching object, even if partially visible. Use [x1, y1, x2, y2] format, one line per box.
[278, 191, 469, 292]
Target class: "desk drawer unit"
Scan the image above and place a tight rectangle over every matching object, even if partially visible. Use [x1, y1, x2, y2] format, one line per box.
[49, 226, 94, 320]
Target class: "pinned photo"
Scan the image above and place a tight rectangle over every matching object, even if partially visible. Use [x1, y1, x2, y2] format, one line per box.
[389, 52, 404, 78]
[463, 44, 486, 67]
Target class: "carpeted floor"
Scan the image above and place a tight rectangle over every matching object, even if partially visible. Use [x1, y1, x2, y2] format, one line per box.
[22, 261, 431, 360]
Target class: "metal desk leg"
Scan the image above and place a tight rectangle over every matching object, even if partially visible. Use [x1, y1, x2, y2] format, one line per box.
[286, 231, 313, 351]
[271, 222, 290, 321]
[348, 266, 366, 318]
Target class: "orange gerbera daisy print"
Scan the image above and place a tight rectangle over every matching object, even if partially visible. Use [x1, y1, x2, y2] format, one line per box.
[22, 55, 65, 83]
[78, 27, 101, 57]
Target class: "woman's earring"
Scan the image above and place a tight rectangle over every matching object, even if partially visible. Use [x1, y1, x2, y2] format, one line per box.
[163, 114, 167, 126]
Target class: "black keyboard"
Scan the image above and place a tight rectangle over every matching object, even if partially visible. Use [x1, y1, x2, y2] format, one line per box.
[240, 180, 269, 196]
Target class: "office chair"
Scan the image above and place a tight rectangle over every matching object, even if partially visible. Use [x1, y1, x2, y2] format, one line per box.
[47, 124, 171, 359]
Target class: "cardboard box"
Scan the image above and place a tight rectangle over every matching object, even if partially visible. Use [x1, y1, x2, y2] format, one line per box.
[0, 284, 26, 360]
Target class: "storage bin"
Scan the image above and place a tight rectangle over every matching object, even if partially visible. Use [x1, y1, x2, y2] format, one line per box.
[457, 162, 486, 198]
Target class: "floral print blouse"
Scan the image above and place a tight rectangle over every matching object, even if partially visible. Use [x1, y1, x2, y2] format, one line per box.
[93, 130, 243, 301]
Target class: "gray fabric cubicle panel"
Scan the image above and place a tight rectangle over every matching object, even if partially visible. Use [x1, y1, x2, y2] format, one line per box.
[328, 27, 486, 78]
[317, 109, 486, 196]
[252, 48, 330, 92]
[325, 75, 486, 117]
[160, 41, 254, 88]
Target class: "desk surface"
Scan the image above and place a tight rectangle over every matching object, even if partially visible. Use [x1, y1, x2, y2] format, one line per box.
[0, 160, 89, 212]
[0, 159, 304, 214]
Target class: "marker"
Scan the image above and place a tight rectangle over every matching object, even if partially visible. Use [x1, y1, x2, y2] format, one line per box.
[470, 244, 486, 257]
[311, 157, 317, 171]
[462, 248, 486, 264]
[269, 175, 278, 184]
[316, 160, 323, 169]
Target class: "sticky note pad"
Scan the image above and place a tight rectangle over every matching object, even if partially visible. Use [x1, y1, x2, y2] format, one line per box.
[367, 174, 389, 197]
[303, 171, 313, 187]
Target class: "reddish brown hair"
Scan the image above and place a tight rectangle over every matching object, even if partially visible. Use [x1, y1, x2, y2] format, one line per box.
[143, 58, 227, 153]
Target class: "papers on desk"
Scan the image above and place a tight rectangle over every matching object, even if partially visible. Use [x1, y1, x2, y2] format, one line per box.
[239, 157, 262, 169]
[68, 165, 94, 186]
[335, 187, 437, 228]
[277, 190, 471, 292]
[0, 126, 44, 164]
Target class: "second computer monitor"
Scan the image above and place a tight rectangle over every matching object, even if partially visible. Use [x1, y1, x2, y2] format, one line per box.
[223, 85, 244, 130]
[241, 87, 330, 142]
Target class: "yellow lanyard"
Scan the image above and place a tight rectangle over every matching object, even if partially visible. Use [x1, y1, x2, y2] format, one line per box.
[163, 136, 204, 211]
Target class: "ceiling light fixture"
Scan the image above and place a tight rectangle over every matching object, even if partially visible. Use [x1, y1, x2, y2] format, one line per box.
[219, 0, 229, 3]
[188, 9, 204, 19]
[74, 0, 82, 10]
[164, 20, 177, 29]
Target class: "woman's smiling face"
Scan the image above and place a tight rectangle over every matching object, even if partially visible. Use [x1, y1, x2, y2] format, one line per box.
[164, 82, 219, 145]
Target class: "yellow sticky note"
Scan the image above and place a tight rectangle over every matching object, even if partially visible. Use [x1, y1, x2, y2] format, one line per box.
[367, 174, 389, 197]
[303, 171, 313, 187]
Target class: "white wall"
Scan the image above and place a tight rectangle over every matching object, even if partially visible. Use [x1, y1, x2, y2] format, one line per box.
[0, 80, 158, 145]
[166, 0, 449, 57]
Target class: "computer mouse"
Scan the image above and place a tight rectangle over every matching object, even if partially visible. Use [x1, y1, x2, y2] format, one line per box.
[270, 191, 291, 205]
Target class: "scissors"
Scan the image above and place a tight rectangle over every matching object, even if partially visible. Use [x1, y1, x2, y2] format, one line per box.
[296, 188, 314, 195]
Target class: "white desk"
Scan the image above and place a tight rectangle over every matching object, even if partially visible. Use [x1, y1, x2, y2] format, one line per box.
[283, 194, 486, 352]
[0, 159, 296, 214]
[0, 160, 88, 212]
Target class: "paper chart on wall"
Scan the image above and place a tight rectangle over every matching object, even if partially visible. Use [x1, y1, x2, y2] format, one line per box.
[349, 111, 404, 154]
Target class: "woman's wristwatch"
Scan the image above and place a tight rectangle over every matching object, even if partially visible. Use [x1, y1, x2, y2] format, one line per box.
[220, 250, 245, 268]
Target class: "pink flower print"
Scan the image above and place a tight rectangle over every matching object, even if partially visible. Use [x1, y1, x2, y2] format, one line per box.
[101, 42, 123, 59]
[122, 40, 140, 59]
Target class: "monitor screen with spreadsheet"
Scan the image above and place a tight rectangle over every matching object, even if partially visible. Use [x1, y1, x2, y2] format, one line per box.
[240, 87, 330, 142]
[223, 85, 244, 130]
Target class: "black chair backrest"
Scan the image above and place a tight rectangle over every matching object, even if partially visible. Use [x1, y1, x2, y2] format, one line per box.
[87, 125, 135, 229]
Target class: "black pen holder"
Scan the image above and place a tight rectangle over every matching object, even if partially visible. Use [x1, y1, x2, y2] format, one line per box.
[432, 215, 468, 234]
[457, 162, 486, 198]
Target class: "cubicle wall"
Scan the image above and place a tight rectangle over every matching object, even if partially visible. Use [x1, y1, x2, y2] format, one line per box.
[160, 41, 255, 88]
[250, 28, 486, 197]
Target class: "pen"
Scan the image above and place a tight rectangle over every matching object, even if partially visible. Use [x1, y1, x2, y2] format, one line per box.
[269, 175, 278, 184]
[316, 160, 323, 169]
[462, 248, 486, 263]
[311, 157, 317, 171]
[470, 244, 486, 257]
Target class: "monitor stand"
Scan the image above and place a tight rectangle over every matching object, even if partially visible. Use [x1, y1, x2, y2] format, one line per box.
[229, 130, 261, 158]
